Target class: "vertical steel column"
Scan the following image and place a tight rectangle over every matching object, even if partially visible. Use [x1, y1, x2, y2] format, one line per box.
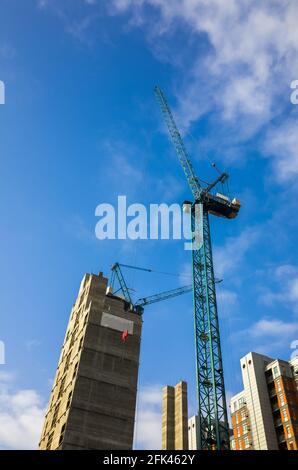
[191, 204, 230, 450]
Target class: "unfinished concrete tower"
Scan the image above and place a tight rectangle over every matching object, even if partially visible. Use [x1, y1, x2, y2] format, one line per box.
[39, 272, 142, 450]
[162, 381, 188, 450]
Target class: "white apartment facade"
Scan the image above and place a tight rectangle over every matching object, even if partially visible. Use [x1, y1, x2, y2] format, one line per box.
[230, 352, 298, 450]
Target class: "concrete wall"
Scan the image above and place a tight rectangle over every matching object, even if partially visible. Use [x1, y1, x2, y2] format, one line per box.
[162, 381, 188, 450]
[162, 386, 175, 450]
[39, 272, 142, 450]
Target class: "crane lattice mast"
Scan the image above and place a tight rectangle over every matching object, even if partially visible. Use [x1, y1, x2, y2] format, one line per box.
[155, 86, 241, 450]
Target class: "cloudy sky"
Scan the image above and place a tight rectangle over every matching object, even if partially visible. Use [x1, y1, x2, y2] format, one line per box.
[1, 0, 298, 449]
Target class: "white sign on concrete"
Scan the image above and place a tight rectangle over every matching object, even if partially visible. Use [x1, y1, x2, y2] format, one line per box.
[101, 312, 134, 335]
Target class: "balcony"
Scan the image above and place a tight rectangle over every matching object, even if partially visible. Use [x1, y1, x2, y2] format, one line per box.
[266, 374, 274, 384]
[277, 433, 286, 443]
[271, 402, 280, 412]
[274, 418, 282, 427]
[238, 402, 247, 410]
[269, 388, 277, 398]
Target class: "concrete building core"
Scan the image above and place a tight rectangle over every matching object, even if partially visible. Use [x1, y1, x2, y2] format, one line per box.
[39, 272, 142, 450]
[162, 381, 188, 450]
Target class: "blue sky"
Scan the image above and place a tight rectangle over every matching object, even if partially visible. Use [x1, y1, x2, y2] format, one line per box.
[1, 0, 298, 449]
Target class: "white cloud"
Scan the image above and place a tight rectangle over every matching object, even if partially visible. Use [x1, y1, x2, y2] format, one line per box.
[36, 1, 298, 181]
[258, 264, 298, 313]
[217, 288, 237, 305]
[178, 262, 192, 285]
[234, 315, 298, 357]
[37, 0, 48, 8]
[25, 339, 41, 351]
[134, 384, 162, 449]
[0, 371, 15, 383]
[110, 0, 298, 181]
[0, 373, 45, 450]
[214, 226, 259, 279]
[217, 288, 238, 318]
[250, 318, 298, 338]
[99, 139, 144, 195]
[289, 278, 298, 302]
[263, 119, 298, 183]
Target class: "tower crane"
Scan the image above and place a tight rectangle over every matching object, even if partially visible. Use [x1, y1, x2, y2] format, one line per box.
[109, 262, 192, 315]
[155, 86, 241, 450]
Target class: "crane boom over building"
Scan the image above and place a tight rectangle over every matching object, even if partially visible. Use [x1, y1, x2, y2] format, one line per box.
[110, 262, 192, 315]
[155, 86, 241, 450]
[135, 284, 192, 307]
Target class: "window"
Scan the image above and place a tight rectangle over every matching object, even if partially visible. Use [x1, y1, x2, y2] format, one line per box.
[58, 376, 66, 398]
[243, 423, 248, 434]
[273, 366, 279, 378]
[233, 401, 237, 412]
[64, 354, 70, 374]
[72, 362, 78, 380]
[46, 432, 54, 450]
[244, 436, 250, 448]
[237, 427, 241, 438]
[279, 393, 285, 406]
[238, 397, 245, 408]
[276, 379, 281, 391]
[241, 410, 247, 419]
[78, 336, 83, 351]
[51, 404, 59, 428]
[66, 391, 72, 409]
[282, 409, 288, 421]
[58, 423, 66, 447]
[286, 426, 291, 438]
[69, 328, 78, 349]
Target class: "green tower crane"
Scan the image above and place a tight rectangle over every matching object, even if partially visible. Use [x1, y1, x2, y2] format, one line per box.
[110, 262, 192, 315]
[155, 86, 241, 450]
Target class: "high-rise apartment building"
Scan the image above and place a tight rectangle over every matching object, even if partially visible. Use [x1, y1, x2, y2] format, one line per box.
[230, 352, 298, 450]
[188, 415, 233, 450]
[162, 381, 188, 450]
[188, 415, 199, 450]
[39, 272, 142, 450]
